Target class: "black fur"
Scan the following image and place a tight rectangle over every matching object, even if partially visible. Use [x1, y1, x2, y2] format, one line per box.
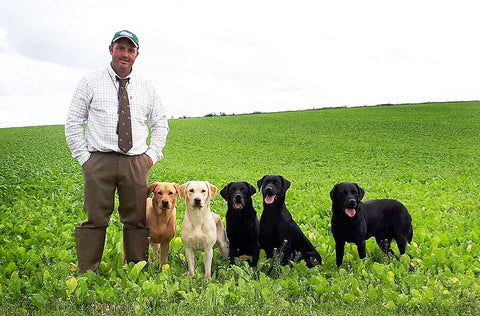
[220, 182, 260, 267]
[257, 175, 322, 268]
[330, 182, 413, 267]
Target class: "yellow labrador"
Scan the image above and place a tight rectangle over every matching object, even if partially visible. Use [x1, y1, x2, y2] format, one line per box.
[179, 181, 228, 281]
[146, 182, 179, 269]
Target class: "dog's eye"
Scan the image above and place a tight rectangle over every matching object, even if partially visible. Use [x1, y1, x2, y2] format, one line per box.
[168, 192, 174, 195]
[201, 189, 206, 193]
[189, 189, 194, 193]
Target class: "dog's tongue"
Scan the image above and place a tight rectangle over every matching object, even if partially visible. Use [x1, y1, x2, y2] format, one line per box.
[264, 195, 276, 204]
[345, 208, 356, 217]
[234, 202, 243, 210]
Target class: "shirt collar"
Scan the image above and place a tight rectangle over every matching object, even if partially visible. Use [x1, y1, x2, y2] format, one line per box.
[108, 64, 135, 81]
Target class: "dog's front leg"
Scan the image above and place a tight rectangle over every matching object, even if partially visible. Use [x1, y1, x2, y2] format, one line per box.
[251, 242, 260, 267]
[152, 243, 160, 261]
[280, 240, 292, 265]
[228, 246, 237, 265]
[159, 242, 170, 268]
[356, 239, 367, 259]
[335, 241, 345, 267]
[204, 248, 213, 281]
[185, 248, 196, 276]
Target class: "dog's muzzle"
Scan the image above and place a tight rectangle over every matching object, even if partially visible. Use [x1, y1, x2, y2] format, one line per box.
[347, 199, 357, 209]
[265, 187, 275, 196]
[233, 194, 244, 209]
[345, 199, 357, 217]
[193, 198, 202, 207]
[263, 187, 276, 205]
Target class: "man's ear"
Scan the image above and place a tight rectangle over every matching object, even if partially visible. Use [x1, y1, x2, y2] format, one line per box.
[109, 44, 113, 55]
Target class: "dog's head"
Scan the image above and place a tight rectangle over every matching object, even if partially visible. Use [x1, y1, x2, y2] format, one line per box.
[329, 182, 365, 218]
[220, 181, 256, 210]
[257, 175, 290, 206]
[179, 181, 217, 209]
[148, 182, 180, 213]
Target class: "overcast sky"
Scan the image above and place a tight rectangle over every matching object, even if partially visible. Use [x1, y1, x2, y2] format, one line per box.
[1, 0, 479, 128]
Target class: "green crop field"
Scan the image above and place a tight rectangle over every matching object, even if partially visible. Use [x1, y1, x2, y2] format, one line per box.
[0, 101, 479, 315]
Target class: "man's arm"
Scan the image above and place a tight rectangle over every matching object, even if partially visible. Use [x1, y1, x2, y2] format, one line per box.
[145, 91, 169, 165]
[65, 77, 92, 166]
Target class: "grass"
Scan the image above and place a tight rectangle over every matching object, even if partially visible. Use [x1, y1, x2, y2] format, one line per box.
[0, 101, 479, 315]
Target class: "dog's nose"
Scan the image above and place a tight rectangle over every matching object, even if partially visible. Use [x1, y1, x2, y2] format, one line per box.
[265, 187, 274, 195]
[347, 199, 356, 208]
[234, 194, 243, 202]
[194, 197, 202, 206]
[162, 200, 169, 208]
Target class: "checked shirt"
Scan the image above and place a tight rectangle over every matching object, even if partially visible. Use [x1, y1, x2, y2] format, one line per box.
[65, 65, 169, 166]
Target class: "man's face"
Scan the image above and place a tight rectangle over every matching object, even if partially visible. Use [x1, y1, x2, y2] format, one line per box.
[109, 38, 139, 77]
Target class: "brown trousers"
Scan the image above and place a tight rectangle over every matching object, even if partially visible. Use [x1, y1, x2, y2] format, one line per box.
[80, 152, 151, 230]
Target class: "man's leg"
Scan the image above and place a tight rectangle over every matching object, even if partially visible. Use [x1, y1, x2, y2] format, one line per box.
[118, 153, 151, 263]
[75, 152, 116, 273]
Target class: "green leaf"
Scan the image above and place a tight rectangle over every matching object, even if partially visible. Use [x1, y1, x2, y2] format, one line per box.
[30, 293, 47, 308]
[65, 277, 77, 296]
[128, 261, 147, 282]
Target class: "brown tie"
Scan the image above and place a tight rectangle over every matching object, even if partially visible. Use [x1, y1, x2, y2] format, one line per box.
[117, 78, 132, 153]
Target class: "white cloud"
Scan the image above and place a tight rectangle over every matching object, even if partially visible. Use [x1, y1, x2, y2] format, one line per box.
[1, 0, 480, 127]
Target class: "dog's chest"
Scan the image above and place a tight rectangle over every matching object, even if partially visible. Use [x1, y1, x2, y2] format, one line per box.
[182, 219, 216, 250]
[332, 216, 366, 242]
[149, 222, 175, 243]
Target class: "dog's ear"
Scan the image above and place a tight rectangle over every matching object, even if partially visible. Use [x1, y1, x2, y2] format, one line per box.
[220, 183, 231, 201]
[178, 182, 188, 198]
[329, 184, 338, 200]
[207, 181, 217, 199]
[172, 183, 180, 196]
[282, 176, 291, 191]
[257, 176, 265, 190]
[147, 182, 160, 197]
[246, 182, 256, 196]
[354, 183, 365, 200]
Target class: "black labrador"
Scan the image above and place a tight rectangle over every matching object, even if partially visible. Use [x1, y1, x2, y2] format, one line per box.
[330, 182, 413, 267]
[257, 175, 322, 268]
[220, 182, 260, 267]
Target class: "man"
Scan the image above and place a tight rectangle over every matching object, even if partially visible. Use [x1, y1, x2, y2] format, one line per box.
[65, 30, 169, 273]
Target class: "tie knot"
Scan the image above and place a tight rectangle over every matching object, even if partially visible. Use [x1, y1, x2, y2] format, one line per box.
[118, 78, 129, 88]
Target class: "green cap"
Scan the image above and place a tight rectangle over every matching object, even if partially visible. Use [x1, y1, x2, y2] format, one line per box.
[111, 30, 139, 48]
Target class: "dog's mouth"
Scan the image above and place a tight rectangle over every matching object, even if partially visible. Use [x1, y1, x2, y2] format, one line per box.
[345, 208, 356, 217]
[234, 202, 244, 210]
[264, 195, 276, 205]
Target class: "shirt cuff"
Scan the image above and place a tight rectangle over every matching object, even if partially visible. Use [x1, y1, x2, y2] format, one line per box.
[145, 148, 162, 165]
[78, 152, 91, 166]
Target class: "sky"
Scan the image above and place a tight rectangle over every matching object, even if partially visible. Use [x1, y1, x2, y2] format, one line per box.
[1, 0, 479, 128]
